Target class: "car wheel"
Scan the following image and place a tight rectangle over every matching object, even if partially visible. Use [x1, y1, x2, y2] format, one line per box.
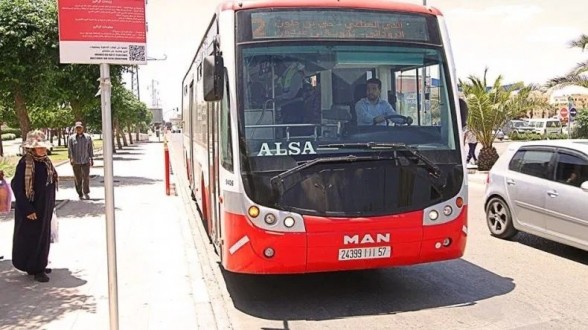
[485, 197, 518, 239]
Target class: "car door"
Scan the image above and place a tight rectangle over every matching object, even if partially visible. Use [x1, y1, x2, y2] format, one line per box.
[544, 150, 588, 245]
[505, 147, 556, 232]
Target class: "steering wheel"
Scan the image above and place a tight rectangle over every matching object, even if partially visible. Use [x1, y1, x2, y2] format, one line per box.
[373, 114, 413, 126]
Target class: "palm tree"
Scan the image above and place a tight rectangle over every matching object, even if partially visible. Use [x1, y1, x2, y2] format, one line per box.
[459, 69, 540, 170]
[548, 34, 588, 88]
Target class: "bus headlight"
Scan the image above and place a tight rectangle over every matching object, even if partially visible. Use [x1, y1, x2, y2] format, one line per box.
[443, 205, 453, 216]
[429, 210, 439, 221]
[284, 216, 295, 228]
[264, 213, 277, 225]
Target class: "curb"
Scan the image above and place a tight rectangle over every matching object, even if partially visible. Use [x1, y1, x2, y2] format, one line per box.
[170, 149, 234, 329]
[55, 199, 69, 210]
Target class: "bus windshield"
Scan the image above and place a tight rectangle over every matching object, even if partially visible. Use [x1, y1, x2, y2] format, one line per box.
[235, 10, 462, 216]
[239, 43, 459, 157]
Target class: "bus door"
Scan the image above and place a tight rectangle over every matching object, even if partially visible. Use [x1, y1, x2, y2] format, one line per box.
[188, 82, 195, 188]
[207, 101, 222, 247]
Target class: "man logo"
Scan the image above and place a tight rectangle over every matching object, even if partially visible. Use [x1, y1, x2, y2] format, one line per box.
[343, 233, 390, 245]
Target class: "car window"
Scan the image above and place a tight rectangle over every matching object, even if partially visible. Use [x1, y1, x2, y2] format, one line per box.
[555, 152, 588, 187]
[509, 149, 554, 179]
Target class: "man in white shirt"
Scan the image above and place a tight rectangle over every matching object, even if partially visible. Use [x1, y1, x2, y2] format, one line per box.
[463, 126, 478, 164]
[355, 78, 399, 126]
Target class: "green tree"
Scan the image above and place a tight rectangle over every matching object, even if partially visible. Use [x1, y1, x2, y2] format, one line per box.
[55, 64, 127, 124]
[111, 82, 149, 149]
[573, 108, 588, 138]
[548, 34, 588, 88]
[459, 69, 539, 170]
[0, 0, 58, 135]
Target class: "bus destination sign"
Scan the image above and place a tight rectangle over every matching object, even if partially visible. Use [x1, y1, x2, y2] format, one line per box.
[251, 11, 430, 41]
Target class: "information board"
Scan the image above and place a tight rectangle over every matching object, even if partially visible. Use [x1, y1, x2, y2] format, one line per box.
[58, 0, 147, 65]
[250, 11, 430, 41]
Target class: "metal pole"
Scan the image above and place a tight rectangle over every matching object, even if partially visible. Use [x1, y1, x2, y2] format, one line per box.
[164, 136, 170, 195]
[100, 63, 120, 330]
[422, 0, 428, 124]
[136, 66, 141, 102]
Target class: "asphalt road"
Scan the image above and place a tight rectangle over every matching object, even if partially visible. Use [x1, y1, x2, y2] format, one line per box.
[168, 134, 588, 330]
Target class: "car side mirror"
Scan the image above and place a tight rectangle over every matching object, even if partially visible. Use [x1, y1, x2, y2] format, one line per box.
[581, 181, 588, 192]
[459, 98, 469, 128]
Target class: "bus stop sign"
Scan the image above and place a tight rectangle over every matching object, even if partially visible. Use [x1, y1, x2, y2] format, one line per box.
[570, 107, 577, 117]
[560, 108, 568, 118]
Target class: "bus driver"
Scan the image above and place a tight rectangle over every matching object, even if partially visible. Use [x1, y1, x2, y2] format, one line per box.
[355, 78, 400, 126]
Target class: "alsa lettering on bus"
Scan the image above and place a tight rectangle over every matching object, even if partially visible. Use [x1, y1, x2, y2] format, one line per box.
[344, 233, 391, 245]
[257, 141, 317, 156]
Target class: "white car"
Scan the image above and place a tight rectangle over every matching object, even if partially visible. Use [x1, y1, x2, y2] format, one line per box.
[484, 140, 588, 251]
[525, 118, 562, 136]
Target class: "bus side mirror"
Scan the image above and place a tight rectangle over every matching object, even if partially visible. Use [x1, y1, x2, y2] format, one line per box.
[203, 54, 224, 101]
[459, 98, 469, 127]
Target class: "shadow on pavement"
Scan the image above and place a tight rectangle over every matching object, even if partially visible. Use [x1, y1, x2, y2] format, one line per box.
[222, 259, 515, 321]
[100, 150, 146, 156]
[0, 260, 95, 329]
[58, 176, 161, 187]
[56, 200, 121, 218]
[514, 232, 588, 265]
[93, 157, 142, 162]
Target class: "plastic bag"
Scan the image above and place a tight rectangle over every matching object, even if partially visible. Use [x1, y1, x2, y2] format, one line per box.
[51, 209, 59, 243]
[0, 174, 13, 214]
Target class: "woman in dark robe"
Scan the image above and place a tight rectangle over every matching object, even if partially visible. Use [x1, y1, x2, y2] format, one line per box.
[11, 130, 58, 282]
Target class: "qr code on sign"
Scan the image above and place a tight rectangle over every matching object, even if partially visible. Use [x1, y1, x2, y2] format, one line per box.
[129, 45, 146, 62]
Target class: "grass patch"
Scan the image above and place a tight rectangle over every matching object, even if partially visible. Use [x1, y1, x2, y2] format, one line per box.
[0, 156, 19, 178]
[48, 146, 70, 164]
[93, 139, 103, 151]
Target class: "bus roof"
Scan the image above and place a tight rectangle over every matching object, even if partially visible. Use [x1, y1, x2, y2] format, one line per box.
[219, 0, 443, 16]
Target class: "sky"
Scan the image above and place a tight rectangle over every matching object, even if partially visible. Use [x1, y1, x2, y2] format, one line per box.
[135, 0, 587, 119]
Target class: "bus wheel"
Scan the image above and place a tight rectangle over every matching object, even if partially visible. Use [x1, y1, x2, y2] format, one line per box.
[486, 197, 518, 239]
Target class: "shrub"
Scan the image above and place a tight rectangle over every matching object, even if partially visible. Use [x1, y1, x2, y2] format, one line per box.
[509, 132, 548, 141]
[0, 156, 18, 178]
[1, 133, 16, 141]
[1, 128, 22, 138]
[546, 133, 569, 140]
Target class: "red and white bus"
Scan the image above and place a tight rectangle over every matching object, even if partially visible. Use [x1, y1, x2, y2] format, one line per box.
[182, 0, 469, 274]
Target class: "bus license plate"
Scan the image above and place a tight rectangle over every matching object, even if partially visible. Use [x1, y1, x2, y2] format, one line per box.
[338, 246, 391, 261]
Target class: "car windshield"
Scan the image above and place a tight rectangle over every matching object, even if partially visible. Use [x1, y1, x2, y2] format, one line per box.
[528, 121, 545, 128]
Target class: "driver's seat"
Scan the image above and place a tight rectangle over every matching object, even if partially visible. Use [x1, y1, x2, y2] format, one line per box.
[350, 83, 367, 126]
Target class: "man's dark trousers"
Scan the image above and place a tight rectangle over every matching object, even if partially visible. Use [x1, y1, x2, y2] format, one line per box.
[72, 163, 90, 196]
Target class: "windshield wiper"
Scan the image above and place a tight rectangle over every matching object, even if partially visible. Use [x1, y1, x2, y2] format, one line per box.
[270, 154, 392, 197]
[319, 142, 443, 180]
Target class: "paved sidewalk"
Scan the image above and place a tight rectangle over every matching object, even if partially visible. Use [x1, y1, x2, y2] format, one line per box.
[0, 139, 216, 329]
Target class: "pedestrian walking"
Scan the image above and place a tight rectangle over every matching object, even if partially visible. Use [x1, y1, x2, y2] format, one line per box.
[11, 130, 58, 282]
[68, 121, 94, 200]
[464, 126, 478, 164]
